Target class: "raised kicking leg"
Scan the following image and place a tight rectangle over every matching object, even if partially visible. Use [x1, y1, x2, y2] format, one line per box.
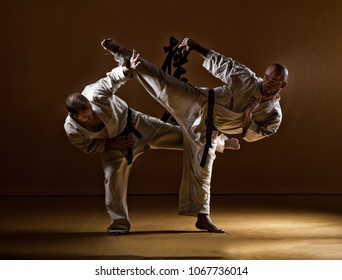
[102, 38, 227, 234]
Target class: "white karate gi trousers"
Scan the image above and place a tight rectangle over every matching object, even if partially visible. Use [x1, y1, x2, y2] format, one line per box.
[103, 109, 183, 234]
[130, 58, 219, 216]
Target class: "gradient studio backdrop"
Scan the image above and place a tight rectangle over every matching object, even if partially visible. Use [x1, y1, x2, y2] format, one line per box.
[1, 0, 342, 196]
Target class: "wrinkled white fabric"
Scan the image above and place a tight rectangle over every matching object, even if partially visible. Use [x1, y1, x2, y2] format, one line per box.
[115, 48, 282, 216]
[64, 67, 183, 233]
[203, 51, 282, 142]
[130, 58, 223, 215]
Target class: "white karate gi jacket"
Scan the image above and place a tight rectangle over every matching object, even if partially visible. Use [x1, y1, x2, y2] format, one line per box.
[121, 49, 283, 216]
[64, 67, 183, 234]
[202, 50, 282, 142]
[64, 67, 130, 153]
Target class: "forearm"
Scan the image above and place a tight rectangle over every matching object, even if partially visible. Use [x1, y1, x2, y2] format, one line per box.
[105, 138, 119, 150]
[242, 118, 280, 142]
[179, 38, 210, 58]
[202, 50, 241, 85]
[99, 67, 131, 96]
[121, 66, 131, 77]
[69, 137, 106, 153]
[192, 42, 210, 58]
[105, 136, 135, 150]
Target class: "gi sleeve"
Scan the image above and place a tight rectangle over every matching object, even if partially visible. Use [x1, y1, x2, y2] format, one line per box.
[242, 108, 282, 142]
[96, 66, 131, 97]
[215, 134, 229, 153]
[203, 50, 254, 86]
[64, 122, 106, 153]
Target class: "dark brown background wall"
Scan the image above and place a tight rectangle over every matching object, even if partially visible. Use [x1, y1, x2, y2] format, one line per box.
[1, 0, 342, 195]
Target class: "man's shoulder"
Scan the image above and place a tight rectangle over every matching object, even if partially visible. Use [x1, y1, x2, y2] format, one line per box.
[64, 115, 79, 134]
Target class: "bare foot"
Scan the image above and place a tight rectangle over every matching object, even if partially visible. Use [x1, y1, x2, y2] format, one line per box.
[195, 214, 225, 233]
[225, 138, 240, 150]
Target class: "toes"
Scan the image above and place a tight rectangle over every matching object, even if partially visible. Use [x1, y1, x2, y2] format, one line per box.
[195, 221, 225, 233]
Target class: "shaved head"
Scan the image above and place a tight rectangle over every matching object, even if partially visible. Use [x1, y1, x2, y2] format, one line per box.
[268, 63, 288, 82]
[261, 63, 289, 99]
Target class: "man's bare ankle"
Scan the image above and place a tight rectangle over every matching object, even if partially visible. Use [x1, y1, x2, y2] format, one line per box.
[196, 214, 225, 233]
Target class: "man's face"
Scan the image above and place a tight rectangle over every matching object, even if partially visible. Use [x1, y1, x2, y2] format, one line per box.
[261, 66, 287, 99]
[74, 107, 94, 125]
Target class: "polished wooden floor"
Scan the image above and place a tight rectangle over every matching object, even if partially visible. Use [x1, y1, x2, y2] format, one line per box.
[0, 195, 341, 260]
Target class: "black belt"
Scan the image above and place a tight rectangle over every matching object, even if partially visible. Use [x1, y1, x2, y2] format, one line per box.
[200, 89, 215, 168]
[120, 108, 143, 165]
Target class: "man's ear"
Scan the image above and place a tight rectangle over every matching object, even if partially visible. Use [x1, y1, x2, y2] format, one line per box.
[281, 81, 288, 89]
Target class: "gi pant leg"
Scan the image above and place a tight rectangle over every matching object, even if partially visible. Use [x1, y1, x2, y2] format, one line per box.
[139, 114, 184, 151]
[179, 134, 218, 216]
[130, 57, 217, 215]
[102, 150, 132, 234]
[102, 110, 183, 234]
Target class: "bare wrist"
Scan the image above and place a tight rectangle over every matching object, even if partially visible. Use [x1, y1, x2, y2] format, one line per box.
[121, 66, 129, 76]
